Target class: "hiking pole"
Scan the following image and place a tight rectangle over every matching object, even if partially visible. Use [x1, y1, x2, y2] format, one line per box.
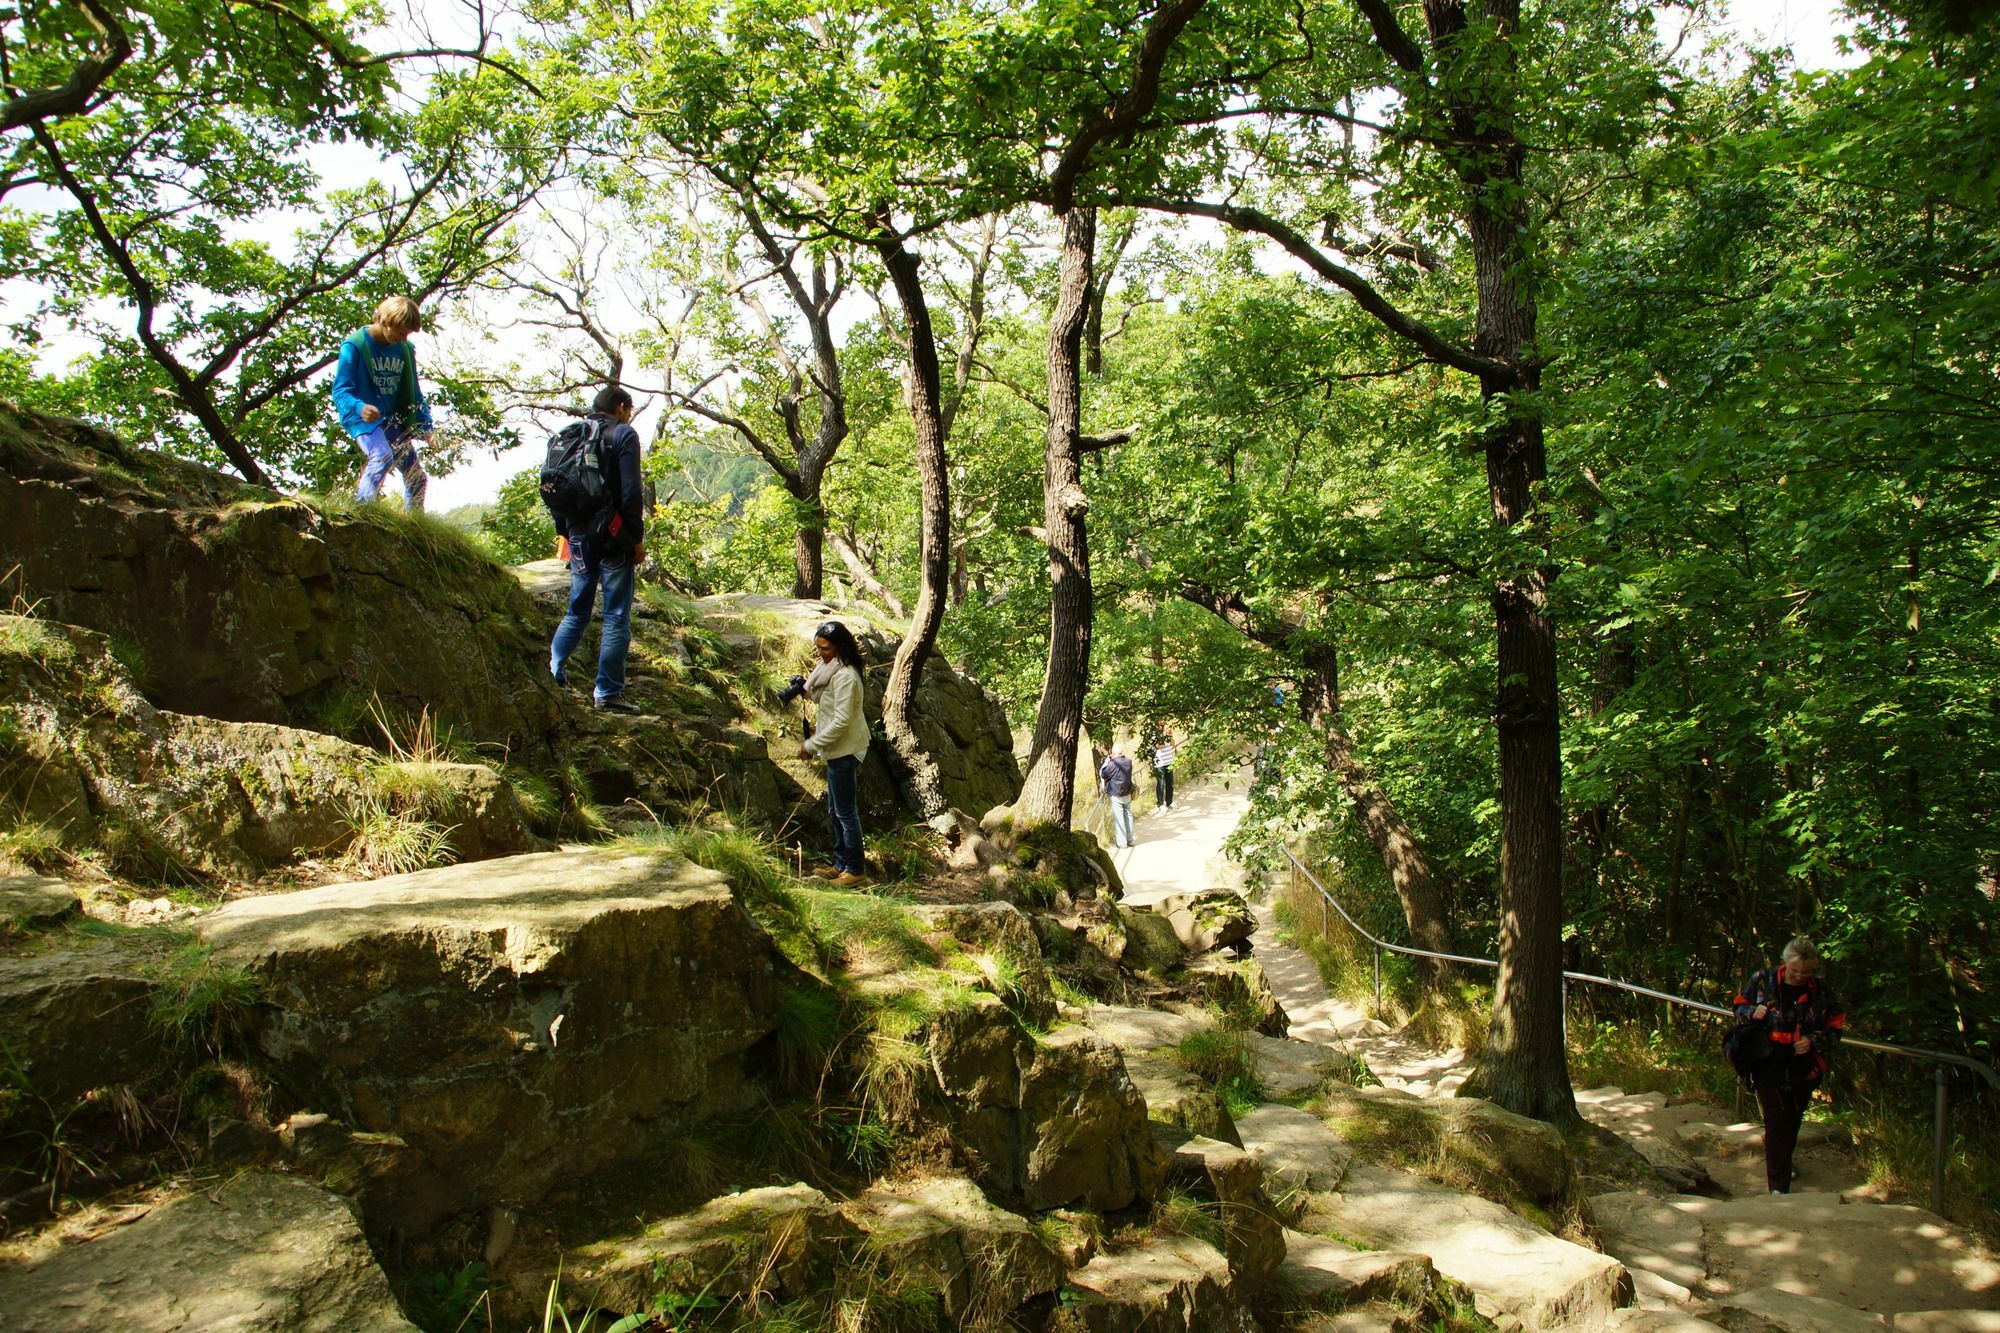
[1932, 1064, 1949, 1213]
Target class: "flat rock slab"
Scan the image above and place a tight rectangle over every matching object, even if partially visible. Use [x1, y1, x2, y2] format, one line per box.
[195, 849, 790, 1232]
[1696, 1195, 1999, 1314]
[1592, 1191, 1710, 1292]
[0, 1170, 415, 1331]
[1704, 1284, 1889, 1333]
[1893, 1314, 2000, 1332]
[1593, 1191, 2000, 1316]
[0, 874, 81, 929]
[1236, 1103, 1354, 1197]
[1303, 1162, 1629, 1331]
[1279, 1229, 1435, 1307]
[1064, 1235, 1252, 1333]
[1609, 1311, 1728, 1333]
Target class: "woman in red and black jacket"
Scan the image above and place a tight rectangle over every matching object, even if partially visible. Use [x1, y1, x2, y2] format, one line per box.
[1733, 937, 1847, 1194]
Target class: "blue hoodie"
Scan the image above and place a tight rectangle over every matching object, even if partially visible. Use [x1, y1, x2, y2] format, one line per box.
[331, 329, 432, 439]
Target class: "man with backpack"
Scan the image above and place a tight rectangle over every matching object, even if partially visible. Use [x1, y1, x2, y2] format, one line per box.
[546, 386, 647, 713]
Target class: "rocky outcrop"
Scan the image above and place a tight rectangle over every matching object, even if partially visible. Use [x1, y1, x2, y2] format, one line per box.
[1156, 1125, 1286, 1296]
[0, 938, 162, 1115]
[1316, 1084, 1578, 1210]
[927, 996, 1167, 1211]
[195, 848, 794, 1233]
[0, 617, 533, 878]
[0, 1170, 416, 1331]
[0, 405, 562, 751]
[575, 1184, 859, 1313]
[1158, 891, 1256, 955]
[914, 902, 1060, 1029]
[843, 1176, 1068, 1322]
[1116, 903, 1187, 974]
[1181, 956, 1290, 1037]
[0, 874, 80, 930]
[1061, 1235, 1255, 1333]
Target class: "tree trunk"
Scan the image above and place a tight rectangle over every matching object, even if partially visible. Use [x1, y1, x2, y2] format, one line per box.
[830, 532, 908, 618]
[1430, 0, 1576, 1125]
[872, 225, 953, 822]
[1299, 642, 1460, 997]
[790, 487, 825, 600]
[1015, 206, 1097, 827]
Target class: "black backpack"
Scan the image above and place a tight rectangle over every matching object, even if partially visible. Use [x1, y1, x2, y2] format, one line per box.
[539, 417, 614, 541]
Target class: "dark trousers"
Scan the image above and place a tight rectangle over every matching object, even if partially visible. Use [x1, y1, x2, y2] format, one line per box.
[1155, 767, 1174, 807]
[825, 754, 865, 874]
[1756, 1082, 1810, 1192]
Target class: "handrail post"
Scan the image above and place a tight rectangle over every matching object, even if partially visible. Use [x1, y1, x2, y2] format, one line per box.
[1373, 946, 1382, 1015]
[1561, 976, 1570, 1049]
[1933, 1065, 1949, 1214]
[1320, 894, 1328, 937]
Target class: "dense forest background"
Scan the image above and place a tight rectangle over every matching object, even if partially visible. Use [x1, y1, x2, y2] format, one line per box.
[5, 0, 1995, 1101]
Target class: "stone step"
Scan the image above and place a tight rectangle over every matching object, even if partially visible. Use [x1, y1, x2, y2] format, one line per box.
[1235, 1103, 1355, 1198]
[0, 1171, 417, 1332]
[1590, 1191, 2000, 1317]
[1278, 1228, 1436, 1308]
[1299, 1161, 1629, 1331]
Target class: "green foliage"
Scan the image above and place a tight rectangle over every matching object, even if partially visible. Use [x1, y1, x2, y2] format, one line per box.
[145, 941, 263, 1057]
[340, 797, 457, 878]
[407, 1262, 491, 1333]
[480, 467, 558, 565]
[0, 821, 66, 873]
[1173, 1026, 1267, 1119]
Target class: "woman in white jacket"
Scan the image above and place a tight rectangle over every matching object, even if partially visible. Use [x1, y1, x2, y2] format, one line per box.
[803, 620, 871, 885]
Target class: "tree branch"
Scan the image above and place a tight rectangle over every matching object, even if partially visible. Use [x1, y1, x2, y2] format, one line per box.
[1123, 194, 1509, 379]
[2, 0, 130, 132]
[1048, 0, 1212, 209]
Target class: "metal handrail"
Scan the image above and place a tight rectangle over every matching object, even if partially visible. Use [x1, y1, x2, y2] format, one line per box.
[1281, 847, 1999, 1211]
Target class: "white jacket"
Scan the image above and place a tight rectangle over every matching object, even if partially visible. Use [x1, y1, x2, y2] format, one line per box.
[803, 661, 870, 762]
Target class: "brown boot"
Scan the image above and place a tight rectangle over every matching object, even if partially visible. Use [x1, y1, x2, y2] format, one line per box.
[809, 865, 843, 880]
[831, 871, 872, 888]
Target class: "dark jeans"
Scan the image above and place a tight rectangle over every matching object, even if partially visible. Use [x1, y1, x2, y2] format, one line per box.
[549, 542, 635, 702]
[1155, 767, 1174, 808]
[1756, 1082, 1810, 1192]
[826, 753, 865, 874]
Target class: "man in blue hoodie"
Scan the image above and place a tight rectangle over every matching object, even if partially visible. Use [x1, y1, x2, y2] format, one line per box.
[549, 385, 648, 713]
[331, 296, 433, 510]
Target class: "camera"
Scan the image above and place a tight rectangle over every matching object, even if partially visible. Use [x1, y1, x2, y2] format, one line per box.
[777, 674, 807, 705]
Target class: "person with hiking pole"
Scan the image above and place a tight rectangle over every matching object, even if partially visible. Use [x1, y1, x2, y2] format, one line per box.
[1732, 937, 1846, 1194]
[332, 296, 434, 511]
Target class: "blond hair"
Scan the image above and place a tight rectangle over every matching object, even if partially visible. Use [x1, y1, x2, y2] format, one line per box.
[1781, 936, 1820, 970]
[371, 296, 422, 332]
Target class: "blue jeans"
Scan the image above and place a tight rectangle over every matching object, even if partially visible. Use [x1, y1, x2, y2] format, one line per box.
[549, 542, 635, 702]
[1111, 795, 1134, 848]
[355, 424, 427, 510]
[825, 754, 865, 874]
